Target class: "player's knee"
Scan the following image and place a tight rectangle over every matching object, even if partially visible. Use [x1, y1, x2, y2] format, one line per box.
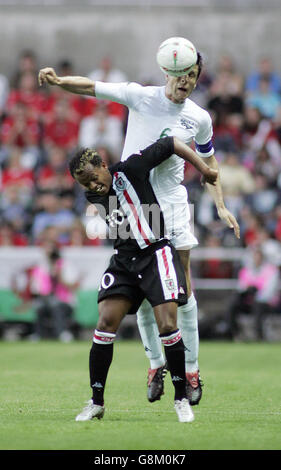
[157, 312, 177, 335]
[96, 309, 116, 333]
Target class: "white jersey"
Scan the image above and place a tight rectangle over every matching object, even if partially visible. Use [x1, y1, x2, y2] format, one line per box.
[95, 81, 214, 248]
[95, 81, 214, 192]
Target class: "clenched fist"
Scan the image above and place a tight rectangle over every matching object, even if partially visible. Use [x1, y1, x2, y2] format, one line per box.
[38, 67, 60, 86]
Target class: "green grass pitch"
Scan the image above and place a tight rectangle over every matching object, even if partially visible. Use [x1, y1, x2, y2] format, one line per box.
[0, 339, 280, 450]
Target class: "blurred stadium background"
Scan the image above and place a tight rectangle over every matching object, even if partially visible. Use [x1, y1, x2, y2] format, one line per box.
[0, 0, 281, 343]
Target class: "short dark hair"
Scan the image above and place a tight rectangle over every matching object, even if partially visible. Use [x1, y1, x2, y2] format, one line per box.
[69, 148, 102, 179]
[20, 49, 36, 60]
[196, 52, 203, 81]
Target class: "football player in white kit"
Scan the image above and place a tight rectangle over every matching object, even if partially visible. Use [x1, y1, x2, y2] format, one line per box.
[39, 41, 240, 406]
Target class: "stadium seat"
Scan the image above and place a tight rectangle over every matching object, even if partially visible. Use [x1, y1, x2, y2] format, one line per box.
[0, 289, 35, 323]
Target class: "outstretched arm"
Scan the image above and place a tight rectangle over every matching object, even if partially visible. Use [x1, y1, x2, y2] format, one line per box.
[201, 154, 240, 239]
[125, 137, 218, 186]
[38, 67, 96, 96]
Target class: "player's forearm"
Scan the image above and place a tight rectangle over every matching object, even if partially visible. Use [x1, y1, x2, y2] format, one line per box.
[173, 137, 213, 176]
[203, 155, 225, 210]
[57, 75, 95, 96]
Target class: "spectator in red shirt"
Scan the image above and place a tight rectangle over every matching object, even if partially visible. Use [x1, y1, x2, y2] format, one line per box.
[0, 221, 28, 246]
[211, 110, 243, 153]
[43, 98, 79, 150]
[1, 146, 35, 206]
[0, 101, 41, 150]
[6, 71, 46, 121]
[241, 106, 274, 170]
[36, 145, 74, 191]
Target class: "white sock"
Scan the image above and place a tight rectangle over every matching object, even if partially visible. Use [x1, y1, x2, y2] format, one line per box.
[177, 293, 199, 373]
[136, 299, 165, 369]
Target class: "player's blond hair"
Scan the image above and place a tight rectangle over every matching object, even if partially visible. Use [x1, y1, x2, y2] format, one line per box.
[69, 148, 102, 178]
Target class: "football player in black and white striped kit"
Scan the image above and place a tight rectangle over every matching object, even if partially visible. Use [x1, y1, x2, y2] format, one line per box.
[69, 136, 217, 423]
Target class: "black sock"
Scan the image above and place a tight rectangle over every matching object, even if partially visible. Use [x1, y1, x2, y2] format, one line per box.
[161, 330, 187, 401]
[89, 341, 114, 406]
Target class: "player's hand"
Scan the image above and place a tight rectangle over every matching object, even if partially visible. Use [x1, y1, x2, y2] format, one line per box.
[202, 168, 218, 186]
[217, 207, 240, 239]
[38, 67, 60, 87]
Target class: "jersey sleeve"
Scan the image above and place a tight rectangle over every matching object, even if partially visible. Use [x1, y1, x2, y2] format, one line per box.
[194, 111, 215, 158]
[95, 81, 147, 109]
[123, 137, 175, 178]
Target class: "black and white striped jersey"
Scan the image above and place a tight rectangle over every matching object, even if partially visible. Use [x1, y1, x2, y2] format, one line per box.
[85, 137, 174, 253]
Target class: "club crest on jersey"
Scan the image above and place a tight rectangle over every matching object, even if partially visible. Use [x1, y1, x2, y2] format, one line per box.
[115, 176, 126, 191]
[165, 278, 176, 291]
[180, 118, 194, 130]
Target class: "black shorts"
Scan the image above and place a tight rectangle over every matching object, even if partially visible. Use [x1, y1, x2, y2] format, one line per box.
[98, 239, 187, 315]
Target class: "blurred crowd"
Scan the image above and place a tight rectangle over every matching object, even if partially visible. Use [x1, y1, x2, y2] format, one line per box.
[0, 50, 281, 281]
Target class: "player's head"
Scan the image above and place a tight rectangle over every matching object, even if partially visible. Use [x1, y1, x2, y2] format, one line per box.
[165, 52, 203, 104]
[69, 148, 112, 195]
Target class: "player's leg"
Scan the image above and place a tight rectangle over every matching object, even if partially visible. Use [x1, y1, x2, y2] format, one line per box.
[76, 295, 132, 421]
[140, 241, 194, 421]
[163, 197, 203, 405]
[136, 299, 165, 369]
[136, 300, 167, 402]
[153, 302, 194, 423]
[177, 249, 203, 406]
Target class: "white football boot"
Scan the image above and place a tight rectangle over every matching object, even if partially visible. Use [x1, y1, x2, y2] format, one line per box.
[75, 400, 105, 421]
[174, 398, 194, 423]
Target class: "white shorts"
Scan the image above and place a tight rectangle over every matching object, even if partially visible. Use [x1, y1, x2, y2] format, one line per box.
[157, 186, 199, 251]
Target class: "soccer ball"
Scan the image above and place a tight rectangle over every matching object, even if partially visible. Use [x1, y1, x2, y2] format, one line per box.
[156, 37, 197, 77]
